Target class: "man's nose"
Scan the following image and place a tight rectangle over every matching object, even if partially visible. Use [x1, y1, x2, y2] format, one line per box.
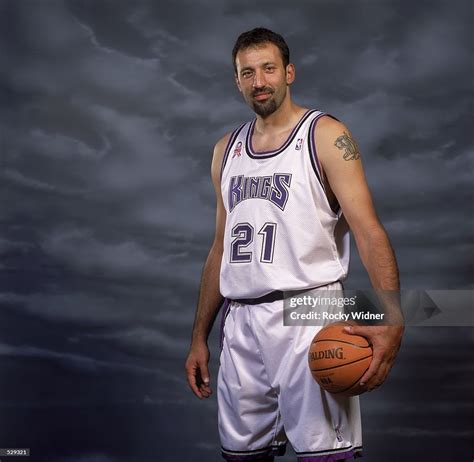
[252, 69, 266, 88]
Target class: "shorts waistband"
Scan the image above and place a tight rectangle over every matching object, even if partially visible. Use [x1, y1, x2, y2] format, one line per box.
[232, 282, 343, 306]
[233, 290, 284, 305]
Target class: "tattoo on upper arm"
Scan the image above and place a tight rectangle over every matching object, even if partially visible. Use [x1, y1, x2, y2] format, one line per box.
[334, 131, 360, 161]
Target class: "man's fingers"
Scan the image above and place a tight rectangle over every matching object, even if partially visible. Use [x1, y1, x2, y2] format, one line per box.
[343, 324, 403, 391]
[366, 361, 391, 391]
[197, 362, 212, 398]
[199, 383, 212, 398]
[185, 344, 212, 399]
[198, 361, 210, 387]
[186, 367, 204, 399]
[185, 359, 212, 399]
[359, 351, 383, 386]
[343, 325, 366, 336]
[364, 352, 396, 390]
[199, 381, 213, 394]
[343, 325, 376, 385]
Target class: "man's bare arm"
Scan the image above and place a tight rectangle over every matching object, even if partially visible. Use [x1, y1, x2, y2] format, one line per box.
[185, 133, 230, 399]
[191, 241, 225, 344]
[315, 117, 404, 392]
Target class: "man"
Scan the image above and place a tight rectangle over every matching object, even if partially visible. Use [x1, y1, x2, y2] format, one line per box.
[185, 28, 404, 462]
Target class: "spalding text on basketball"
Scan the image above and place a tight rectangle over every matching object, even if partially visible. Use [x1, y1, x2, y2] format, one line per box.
[309, 347, 344, 361]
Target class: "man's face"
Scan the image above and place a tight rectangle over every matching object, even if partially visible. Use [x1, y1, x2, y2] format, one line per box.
[235, 42, 294, 118]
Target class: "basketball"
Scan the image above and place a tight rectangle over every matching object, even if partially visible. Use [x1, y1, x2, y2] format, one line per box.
[308, 321, 373, 396]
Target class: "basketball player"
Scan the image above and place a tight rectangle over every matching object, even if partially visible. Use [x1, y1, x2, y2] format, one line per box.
[185, 28, 404, 462]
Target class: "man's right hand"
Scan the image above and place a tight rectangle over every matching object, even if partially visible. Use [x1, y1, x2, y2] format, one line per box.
[185, 341, 212, 399]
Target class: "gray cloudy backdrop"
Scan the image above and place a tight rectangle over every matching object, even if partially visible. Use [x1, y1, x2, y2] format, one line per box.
[0, 0, 473, 461]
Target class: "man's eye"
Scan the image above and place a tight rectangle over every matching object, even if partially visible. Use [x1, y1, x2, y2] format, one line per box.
[265, 67, 275, 72]
[242, 72, 252, 78]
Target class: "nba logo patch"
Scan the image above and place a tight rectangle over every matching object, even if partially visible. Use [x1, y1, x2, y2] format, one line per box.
[295, 138, 303, 150]
[233, 141, 243, 158]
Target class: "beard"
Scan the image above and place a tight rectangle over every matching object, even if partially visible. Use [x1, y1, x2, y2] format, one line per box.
[248, 85, 286, 118]
[252, 98, 278, 117]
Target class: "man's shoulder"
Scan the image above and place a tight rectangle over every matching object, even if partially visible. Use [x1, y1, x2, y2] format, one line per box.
[214, 120, 249, 156]
[214, 131, 233, 158]
[315, 113, 346, 131]
[211, 129, 236, 176]
[313, 113, 349, 145]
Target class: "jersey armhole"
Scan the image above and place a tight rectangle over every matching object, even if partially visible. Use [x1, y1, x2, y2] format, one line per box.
[307, 113, 342, 216]
[219, 123, 246, 181]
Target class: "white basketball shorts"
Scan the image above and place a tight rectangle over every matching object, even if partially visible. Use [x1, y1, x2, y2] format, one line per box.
[217, 282, 363, 461]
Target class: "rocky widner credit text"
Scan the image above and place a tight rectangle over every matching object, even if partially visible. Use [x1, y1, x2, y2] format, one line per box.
[289, 312, 385, 321]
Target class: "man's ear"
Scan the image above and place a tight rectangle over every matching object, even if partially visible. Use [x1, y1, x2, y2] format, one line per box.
[286, 63, 295, 85]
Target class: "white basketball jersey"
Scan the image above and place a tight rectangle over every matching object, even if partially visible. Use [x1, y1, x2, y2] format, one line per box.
[220, 110, 350, 299]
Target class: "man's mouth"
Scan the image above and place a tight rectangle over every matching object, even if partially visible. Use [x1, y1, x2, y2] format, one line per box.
[254, 92, 272, 101]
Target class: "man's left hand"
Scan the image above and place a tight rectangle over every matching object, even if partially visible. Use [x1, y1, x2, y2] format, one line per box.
[344, 324, 404, 392]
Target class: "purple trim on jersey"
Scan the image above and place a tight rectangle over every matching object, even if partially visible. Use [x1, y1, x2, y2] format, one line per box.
[308, 111, 342, 180]
[308, 112, 327, 191]
[297, 446, 363, 462]
[308, 112, 343, 216]
[219, 298, 231, 349]
[220, 123, 247, 181]
[245, 109, 317, 159]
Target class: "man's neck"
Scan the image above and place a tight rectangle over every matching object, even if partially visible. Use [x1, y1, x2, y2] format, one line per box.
[254, 99, 307, 134]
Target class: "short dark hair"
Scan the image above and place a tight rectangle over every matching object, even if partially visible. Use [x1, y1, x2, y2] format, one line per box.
[232, 27, 290, 73]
